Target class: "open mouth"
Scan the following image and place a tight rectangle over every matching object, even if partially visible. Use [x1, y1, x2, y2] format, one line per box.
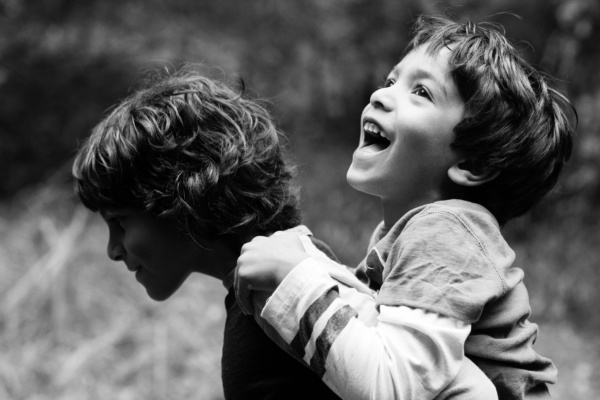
[363, 121, 390, 151]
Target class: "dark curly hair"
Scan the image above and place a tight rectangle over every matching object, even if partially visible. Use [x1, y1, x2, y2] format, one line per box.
[407, 15, 576, 225]
[72, 68, 301, 243]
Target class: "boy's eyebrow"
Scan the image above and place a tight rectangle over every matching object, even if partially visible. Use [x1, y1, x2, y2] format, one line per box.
[394, 64, 450, 100]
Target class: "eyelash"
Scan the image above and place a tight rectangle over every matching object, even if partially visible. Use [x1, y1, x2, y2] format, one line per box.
[379, 78, 395, 88]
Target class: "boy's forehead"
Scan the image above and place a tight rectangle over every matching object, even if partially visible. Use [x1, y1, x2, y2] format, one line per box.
[391, 45, 458, 97]
[395, 44, 451, 71]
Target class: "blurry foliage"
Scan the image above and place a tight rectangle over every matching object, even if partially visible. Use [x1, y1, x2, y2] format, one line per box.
[0, 49, 137, 194]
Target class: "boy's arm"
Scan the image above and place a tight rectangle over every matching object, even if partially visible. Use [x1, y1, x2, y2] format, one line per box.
[235, 234, 471, 400]
[241, 233, 380, 367]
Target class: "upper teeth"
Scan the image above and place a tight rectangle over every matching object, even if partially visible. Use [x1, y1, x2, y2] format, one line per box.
[364, 121, 386, 138]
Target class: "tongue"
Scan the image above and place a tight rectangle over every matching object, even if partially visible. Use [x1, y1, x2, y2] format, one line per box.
[363, 141, 388, 153]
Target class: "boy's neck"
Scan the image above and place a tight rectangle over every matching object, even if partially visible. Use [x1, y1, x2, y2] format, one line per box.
[381, 180, 470, 227]
[218, 231, 268, 290]
[193, 236, 242, 282]
[381, 196, 432, 228]
[213, 231, 264, 282]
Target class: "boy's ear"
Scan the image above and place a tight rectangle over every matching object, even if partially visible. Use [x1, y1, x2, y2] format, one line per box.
[448, 159, 500, 187]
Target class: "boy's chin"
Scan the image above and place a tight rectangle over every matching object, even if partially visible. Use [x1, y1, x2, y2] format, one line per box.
[144, 286, 177, 302]
[346, 165, 359, 188]
[346, 167, 371, 195]
[147, 292, 171, 302]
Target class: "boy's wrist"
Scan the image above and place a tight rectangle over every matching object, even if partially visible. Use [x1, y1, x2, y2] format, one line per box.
[282, 252, 311, 273]
[270, 253, 312, 294]
[261, 257, 337, 340]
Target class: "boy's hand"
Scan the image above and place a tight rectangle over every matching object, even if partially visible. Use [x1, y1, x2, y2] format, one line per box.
[234, 233, 310, 315]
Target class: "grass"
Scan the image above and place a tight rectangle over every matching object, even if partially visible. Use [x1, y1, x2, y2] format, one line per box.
[0, 144, 598, 399]
[0, 185, 226, 400]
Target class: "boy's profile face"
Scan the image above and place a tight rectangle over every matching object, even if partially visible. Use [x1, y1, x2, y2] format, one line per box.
[100, 207, 225, 301]
[347, 44, 465, 218]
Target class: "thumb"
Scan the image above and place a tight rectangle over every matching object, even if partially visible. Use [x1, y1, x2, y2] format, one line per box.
[234, 266, 254, 316]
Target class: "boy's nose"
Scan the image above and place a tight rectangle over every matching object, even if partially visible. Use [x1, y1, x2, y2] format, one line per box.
[107, 240, 125, 261]
[370, 87, 393, 111]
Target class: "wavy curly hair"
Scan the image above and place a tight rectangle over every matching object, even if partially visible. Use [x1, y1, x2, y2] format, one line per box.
[407, 15, 576, 225]
[72, 68, 301, 243]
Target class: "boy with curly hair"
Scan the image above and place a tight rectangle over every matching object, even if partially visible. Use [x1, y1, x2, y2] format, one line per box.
[235, 14, 576, 400]
[72, 69, 352, 399]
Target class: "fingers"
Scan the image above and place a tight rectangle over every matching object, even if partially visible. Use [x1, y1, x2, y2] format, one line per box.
[234, 234, 303, 316]
[234, 236, 264, 316]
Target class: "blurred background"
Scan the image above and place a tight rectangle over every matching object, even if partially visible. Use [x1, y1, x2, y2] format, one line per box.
[1, 0, 599, 399]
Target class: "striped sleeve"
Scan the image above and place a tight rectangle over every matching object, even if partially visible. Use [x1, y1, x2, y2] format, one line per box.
[261, 258, 471, 400]
[261, 259, 358, 366]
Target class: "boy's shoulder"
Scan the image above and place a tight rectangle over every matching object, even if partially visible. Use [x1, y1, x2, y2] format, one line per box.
[378, 200, 501, 242]
[415, 200, 506, 245]
[418, 200, 500, 228]
[375, 200, 512, 264]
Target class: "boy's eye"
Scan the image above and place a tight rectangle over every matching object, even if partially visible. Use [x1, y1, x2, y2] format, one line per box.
[379, 78, 395, 88]
[412, 85, 432, 100]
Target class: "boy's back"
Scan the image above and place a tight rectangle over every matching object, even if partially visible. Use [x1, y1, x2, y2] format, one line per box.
[223, 277, 341, 398]
[221, 237, 342, 399]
